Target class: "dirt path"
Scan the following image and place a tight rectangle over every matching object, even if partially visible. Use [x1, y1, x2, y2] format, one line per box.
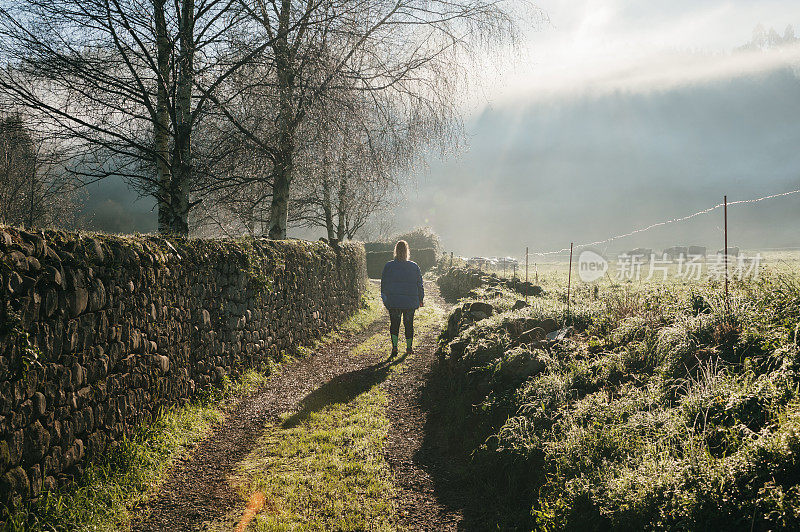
[383, 284, 462, 530]
[132, 280, 459, 531]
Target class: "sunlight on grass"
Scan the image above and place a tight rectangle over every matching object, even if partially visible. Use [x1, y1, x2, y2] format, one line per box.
[340, 283, 383, 333]
[242, 390, 395, 531]
[351, 332, 386, 358]
[227, 297, 445, 531]
[3, 404, 222, 532]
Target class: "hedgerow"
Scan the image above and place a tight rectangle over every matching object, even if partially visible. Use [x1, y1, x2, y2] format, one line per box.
[428, 269, 800, 530]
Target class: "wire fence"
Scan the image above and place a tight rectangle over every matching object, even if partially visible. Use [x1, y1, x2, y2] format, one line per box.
[529, 188, 800, 257]
[442, 188, 800, 321]
[450, 187, 800, 287]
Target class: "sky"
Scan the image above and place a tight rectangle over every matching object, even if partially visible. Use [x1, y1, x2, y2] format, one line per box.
[387, 0, 800, 257]
[484, 0, 800, 102]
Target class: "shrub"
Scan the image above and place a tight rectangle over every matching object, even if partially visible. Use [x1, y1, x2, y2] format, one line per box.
[365, 250, 394, 278]
[436, 267, 485, 300]
[363, 241, 393, 253]
[363, 226, 441, 258]
[392, 226, 440, 253]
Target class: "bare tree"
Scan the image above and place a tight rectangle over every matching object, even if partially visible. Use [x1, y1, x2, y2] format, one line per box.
[0, 0, 278, 235]
[0, 114, 83, 229]
[200, 57, 417, 241]
[291, 94, 402, 241]
[209, 0, 522, 239]
[293, 156, 392, 241]
[741, 23, 799, 51]
[184, 58, 280, 237]
[0, 0, 523, 239]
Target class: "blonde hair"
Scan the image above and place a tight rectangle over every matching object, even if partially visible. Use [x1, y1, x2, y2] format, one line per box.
[394, 240, 409, 261]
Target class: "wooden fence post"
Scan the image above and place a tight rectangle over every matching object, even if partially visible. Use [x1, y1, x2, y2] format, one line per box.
[567, 243, 574, 319]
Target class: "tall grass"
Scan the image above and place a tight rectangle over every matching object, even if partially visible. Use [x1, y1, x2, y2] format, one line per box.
[2, 403, 222, 532]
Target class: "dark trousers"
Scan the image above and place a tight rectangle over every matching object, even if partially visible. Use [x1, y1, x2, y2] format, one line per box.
[389, 308, 415, 339]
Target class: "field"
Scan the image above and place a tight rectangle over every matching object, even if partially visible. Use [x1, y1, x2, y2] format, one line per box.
[474, 250, 800, 284]
[429, 254, 800, 530]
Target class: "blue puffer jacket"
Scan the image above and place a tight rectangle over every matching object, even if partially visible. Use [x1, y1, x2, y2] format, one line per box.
[380, 259, 424, 310]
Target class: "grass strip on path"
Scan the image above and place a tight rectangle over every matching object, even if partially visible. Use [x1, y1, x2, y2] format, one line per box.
[227, 303, 444, 531]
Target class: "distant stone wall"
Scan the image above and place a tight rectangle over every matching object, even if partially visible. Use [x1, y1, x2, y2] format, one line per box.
[0, 227, 366, 505]
[365, 248, 436, 278]
[436, 267, 542, 301]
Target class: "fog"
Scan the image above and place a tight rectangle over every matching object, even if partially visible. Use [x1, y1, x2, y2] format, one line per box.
[391, 50, 800, 258]
[83, 53, 800, 256]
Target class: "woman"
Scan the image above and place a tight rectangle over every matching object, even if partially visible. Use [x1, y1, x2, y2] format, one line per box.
[380, 240, 424, 357]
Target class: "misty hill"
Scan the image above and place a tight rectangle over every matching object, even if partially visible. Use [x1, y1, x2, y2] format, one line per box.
[399, 63, 800, 258]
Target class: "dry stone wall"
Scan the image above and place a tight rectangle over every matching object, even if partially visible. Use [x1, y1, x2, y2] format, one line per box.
[365, 248, 436, 278]
[437, 267, 543, 302]
[0, 227, 366, 505]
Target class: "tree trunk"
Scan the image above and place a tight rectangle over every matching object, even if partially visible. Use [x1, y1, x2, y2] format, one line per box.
[266, 105, 293, 241]
[336, 176, 346, 241]
[322, 186, 335, 242]
[27, 154, 36, 228]
[169, 165, 191, 234]
[267, 0, 294, 240]
[268, 169, 289, 239]
[321, 158, 335, 240]
[246, 203, 256, 236]
[169, 0, 194, 236]
[154, 0, 172, 233]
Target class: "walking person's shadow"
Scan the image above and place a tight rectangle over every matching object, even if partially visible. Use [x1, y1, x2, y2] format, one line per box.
[281, 352, 408, 429]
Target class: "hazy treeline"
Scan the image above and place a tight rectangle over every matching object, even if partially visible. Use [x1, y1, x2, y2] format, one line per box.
[0, 0, 522, 239]
[395, 23, 800, 257]
[741, 23, 799, 50]
[0, 115, 85, 230]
